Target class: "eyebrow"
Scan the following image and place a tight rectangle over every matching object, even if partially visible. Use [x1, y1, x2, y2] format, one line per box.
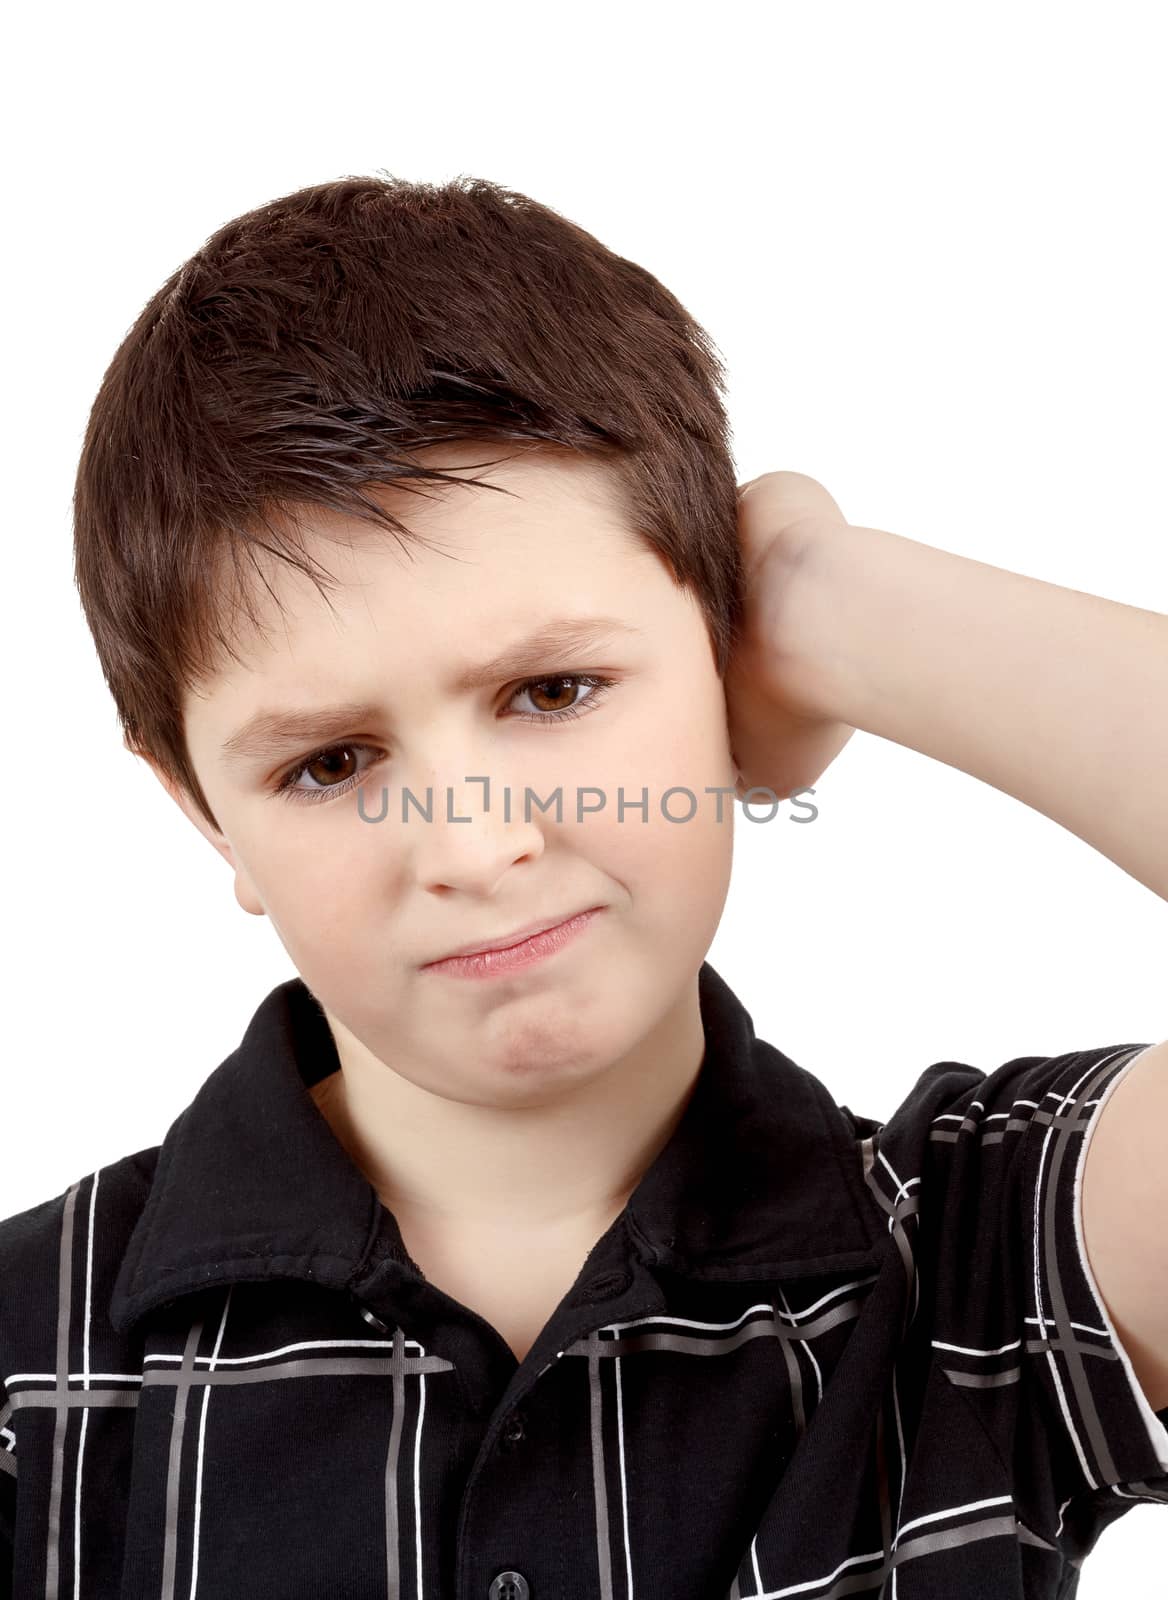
[219, 616, 643, 768]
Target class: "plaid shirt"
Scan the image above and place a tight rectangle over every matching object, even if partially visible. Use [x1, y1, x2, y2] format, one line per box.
[2, 962, 1166, 1599]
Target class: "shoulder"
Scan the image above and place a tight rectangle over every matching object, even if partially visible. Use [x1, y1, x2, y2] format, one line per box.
[866, 1040, 1151, 1161]
[0, 1143, 160, 1258]
[856, 1040, 1168, 1501]
[0, 1145, 161, 1365]
[853, 1040, 1152, 1238]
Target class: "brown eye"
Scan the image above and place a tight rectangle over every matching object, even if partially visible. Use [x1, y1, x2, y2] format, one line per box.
[275, 742, 383, 804]
[509, 673, 615, 724]
[525, 677, 583, 714]
[302, 747, 359, 787]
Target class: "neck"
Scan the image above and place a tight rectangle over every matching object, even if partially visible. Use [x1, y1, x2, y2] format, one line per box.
[308, 981, 706, 1237]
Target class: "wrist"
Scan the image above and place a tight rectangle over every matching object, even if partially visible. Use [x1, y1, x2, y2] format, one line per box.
[758, 515, 875, 727]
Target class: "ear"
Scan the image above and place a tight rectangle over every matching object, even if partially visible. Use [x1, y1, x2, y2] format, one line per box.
[129, 737, 266, 918]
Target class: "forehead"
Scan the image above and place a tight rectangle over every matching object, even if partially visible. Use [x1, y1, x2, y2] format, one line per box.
[189, 445, 665, 712]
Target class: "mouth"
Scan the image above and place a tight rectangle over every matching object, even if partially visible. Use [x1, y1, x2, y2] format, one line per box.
[419, 906, 605, 979]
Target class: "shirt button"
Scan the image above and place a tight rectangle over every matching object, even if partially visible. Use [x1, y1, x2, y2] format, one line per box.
[488, 1573, 530, 1600]
[502, 1412, 526, 1444]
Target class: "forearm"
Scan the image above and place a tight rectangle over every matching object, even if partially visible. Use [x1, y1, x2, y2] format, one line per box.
[787, 519, 1168, 901]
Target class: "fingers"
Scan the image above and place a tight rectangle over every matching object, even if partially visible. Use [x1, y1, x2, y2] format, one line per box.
[736, 470, 847, 530]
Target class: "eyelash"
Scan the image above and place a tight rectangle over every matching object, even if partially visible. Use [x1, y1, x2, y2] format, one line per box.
[272, 673, 618, 805]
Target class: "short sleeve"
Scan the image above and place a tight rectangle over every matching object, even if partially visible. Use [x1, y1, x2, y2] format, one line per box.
[869, 1041, 1168, 1556]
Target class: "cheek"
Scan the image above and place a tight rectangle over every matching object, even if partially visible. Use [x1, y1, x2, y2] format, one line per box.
[627, 692, 737, 892]
[243, 813, 386, 933]
[587, 744, 736, 892]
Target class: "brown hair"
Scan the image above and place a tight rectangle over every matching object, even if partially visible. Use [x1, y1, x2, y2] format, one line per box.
[73, 172, 743, 833]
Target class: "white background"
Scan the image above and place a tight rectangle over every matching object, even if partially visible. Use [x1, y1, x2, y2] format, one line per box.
[3, 2, 1165, 1590]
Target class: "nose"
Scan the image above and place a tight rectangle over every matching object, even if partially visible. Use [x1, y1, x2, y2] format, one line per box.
[408, 766, 547, 895]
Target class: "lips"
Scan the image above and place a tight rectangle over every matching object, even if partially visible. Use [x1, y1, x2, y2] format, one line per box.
[423, 907, 600, 965]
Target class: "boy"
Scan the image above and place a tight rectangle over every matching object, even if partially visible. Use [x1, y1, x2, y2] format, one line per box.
[0, 174, 1164, 1599]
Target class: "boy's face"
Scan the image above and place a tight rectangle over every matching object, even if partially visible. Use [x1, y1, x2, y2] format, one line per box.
[165, 444, 738, 1110]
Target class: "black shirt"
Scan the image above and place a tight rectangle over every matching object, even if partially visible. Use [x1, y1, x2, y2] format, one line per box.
[1, 962, 1166, 1599]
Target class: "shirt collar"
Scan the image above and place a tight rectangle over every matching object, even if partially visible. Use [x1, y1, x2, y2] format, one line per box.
[109, 962, 885, 1334]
